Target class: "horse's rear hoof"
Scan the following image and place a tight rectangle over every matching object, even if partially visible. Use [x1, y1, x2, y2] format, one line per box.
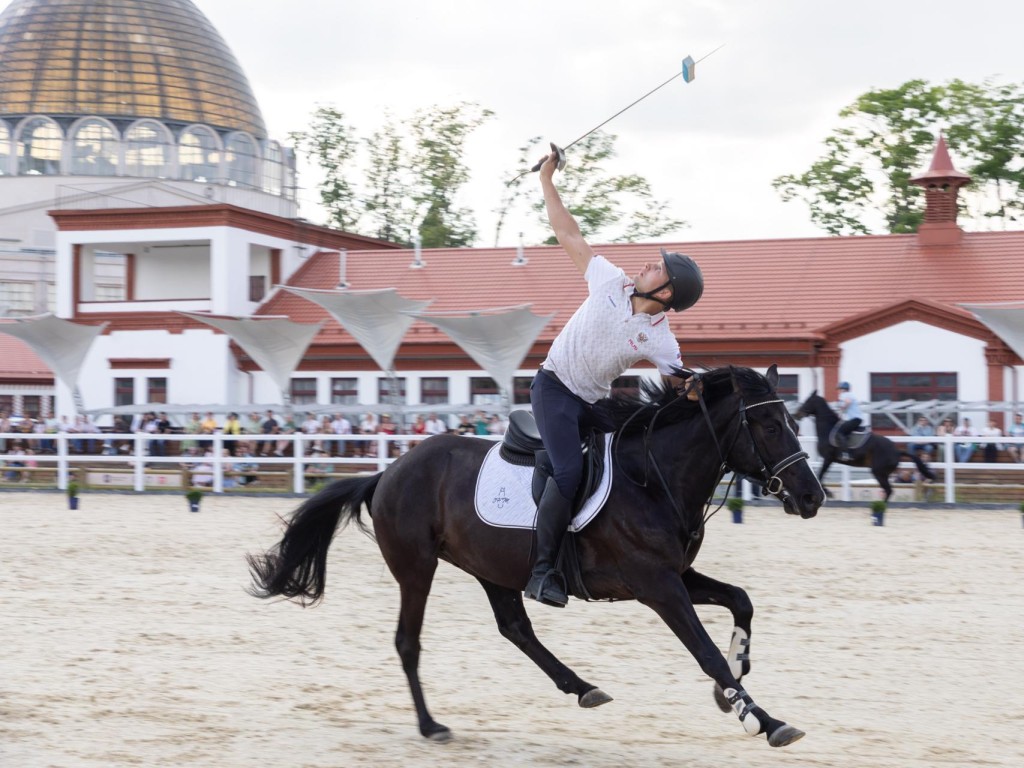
[713, 683, 731, 713]
[579, 688, 613, 708]
[423, 723, 452, 742]
[768, 723, 805, 747]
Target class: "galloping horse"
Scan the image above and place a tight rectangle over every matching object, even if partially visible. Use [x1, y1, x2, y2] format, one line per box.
[794, 391, 936, 501]
[248, 365, 825, 748]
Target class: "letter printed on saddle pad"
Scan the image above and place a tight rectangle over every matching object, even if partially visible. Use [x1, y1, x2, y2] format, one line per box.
[473, 438, 613, 531]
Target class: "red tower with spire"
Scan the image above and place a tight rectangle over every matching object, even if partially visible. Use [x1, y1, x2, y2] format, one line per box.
[910, 134, 972, 246]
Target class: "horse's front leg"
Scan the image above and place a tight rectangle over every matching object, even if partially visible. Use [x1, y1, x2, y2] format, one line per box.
[638, 571, 804, 748]
[682, 568, 754, 712]
[818, 456, 834, 498]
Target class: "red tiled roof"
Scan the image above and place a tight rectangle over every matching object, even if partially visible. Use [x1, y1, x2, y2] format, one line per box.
[258, 230, 1024, 348]
[0, 330, 52, 382]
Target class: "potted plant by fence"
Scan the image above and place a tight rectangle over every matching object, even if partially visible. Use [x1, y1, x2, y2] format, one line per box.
[186, 488, 203, 513]
[67, 480, 79, 510]
[726, 496, 744, 524]
[870, 499, 886, 526]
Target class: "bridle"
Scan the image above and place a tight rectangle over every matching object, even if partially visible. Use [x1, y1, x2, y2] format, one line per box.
[613, 377, 810, 541]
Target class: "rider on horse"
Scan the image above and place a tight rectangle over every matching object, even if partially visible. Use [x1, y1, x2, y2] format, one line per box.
[525, 145, 704, 608]
[835, 381, 864, 454]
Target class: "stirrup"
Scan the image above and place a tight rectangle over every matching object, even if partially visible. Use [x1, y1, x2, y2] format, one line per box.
[524, 569, 568, 607]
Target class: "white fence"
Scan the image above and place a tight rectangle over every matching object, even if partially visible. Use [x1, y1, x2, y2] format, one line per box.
[1, 431, 1023, 502]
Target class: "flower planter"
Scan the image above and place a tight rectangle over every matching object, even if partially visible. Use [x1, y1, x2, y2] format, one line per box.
[189, 501, 200, 513]
[68, 497, 79, 510]
[871, 509, 885, 526]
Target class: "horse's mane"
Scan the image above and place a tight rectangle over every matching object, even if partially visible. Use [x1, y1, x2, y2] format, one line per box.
[598, 366, 776, 433]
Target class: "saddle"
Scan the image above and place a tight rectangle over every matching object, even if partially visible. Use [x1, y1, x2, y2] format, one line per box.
[499, 410, 606, 511]
[828, 422, 870, 451]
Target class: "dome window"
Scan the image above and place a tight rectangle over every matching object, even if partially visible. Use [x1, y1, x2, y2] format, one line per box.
[16, 117, 62, 176]
[70, 118, 119, 176]
[125, 120, 173, 178]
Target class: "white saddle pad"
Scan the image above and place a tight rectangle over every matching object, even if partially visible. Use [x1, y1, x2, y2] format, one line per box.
[474, 436, 613, 532]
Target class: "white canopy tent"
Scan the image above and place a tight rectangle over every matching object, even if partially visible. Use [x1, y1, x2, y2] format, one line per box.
[407, 304, 554, 401]
[960, 301, 1024, 362]
[179, 312, 323, 403]
[0, 313, 108, 413]
[283, 287, 432, 373]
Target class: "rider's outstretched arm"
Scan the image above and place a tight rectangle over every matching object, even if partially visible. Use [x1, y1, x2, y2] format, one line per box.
[540, 153, 594, 275]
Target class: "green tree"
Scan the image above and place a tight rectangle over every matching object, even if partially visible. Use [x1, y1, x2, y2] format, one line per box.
[409, 102, 493, 248]
[289, 106, 359, 231]
[774, 78, 1024, 235]
[506, 132, 685, 244]
[363, 116, 415, 245]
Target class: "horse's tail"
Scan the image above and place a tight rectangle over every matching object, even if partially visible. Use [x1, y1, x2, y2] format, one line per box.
[246, 473, 382, 605]
[902, 451, 937, 482]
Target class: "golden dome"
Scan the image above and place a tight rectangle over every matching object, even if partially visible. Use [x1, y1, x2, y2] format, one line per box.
[0, 0, 267, 138]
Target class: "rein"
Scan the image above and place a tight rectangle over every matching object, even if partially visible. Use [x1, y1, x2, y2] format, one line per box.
[612, 380, 810, 542]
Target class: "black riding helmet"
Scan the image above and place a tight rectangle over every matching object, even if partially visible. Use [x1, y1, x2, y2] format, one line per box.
[632, 249, 704, 312]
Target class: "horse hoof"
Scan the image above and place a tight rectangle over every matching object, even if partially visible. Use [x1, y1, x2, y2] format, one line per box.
[424, 724, 452, 742]
[579, 688, 613, 708]
[768, 724, 805, 747]
[713, 683, 731, 713]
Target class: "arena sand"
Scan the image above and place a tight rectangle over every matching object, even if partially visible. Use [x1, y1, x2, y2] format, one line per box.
[1, 491, 1022, 768]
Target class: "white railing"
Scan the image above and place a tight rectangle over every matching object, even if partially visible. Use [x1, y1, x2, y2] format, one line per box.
[1, 432, 1022, 502]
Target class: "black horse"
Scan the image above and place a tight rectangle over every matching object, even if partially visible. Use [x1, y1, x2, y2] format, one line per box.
[248, 365, 824, 748]
[794, 390, 936, 501]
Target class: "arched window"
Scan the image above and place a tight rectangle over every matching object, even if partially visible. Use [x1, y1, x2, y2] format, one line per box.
[262, 140, 283, 195]
[225, 132, 259, 189]
[0, 121, 11, 176]
[179, 125, 220, 183]
[70, 118, 119, 176]
[125, 120, 173, 178]
[16, 117, 63, 176]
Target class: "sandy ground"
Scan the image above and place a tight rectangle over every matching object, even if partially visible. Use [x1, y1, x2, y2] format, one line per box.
[1, 491, 1023, 768]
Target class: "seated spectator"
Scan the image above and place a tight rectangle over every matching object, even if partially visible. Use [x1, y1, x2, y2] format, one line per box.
[455, 414, 474, 436]
[424, 412, 448, 436]
[908, 416, 936, 457]
[953, 418, 977, 463]
[232, 443, 260, 486]
[1006, 413, 1024, 463]
[981, 419, 1003, 463]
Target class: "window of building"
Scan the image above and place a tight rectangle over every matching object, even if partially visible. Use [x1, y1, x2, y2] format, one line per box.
[0, 281, 34, 314]
[225, 132, 259, 189]
[17, 117, 62, 175]
[263, 140, 283, 195]
[611, 375, 641, 399]
[776, 374, 799, 402]
[21, 395, 41, 419]
[124, 120, 172, 178]
[0, 394, 14, 415]
[470, 376, 502, 405]
[147, 377, 167, 404]
[330, 377, 358, 405]
[70, 118, 119, 176]
[378, 377, 407, 404]
[290, 378, 318, 405]
[513, 376, 532, 405]
[869, 372, 958, 429]
[248, 275, 266, 302]
[421, 377, 449, 405]
[179, 126, 220, 182]
[114, 377, 135, 407]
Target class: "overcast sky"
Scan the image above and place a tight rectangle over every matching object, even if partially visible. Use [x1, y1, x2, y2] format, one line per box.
[198, 0, 1024, 247]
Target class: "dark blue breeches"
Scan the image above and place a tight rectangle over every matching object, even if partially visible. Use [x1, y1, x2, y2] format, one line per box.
[530, 369, 604, 500]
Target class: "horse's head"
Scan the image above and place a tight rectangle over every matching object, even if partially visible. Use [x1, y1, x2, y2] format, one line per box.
[716, 366, 824, 518]
[793, 390, 826, 421]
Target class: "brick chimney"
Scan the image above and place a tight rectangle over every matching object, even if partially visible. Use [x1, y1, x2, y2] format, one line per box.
[909, 134, 971, 246]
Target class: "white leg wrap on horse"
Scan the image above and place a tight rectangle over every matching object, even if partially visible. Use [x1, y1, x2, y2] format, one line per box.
[724, 687, 762, 736]
[727, 627, 750, 679]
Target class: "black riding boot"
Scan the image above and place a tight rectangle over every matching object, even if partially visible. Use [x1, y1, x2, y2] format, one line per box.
[524, 477, 573, 607]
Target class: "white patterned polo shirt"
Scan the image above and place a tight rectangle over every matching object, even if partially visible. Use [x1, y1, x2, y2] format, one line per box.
[543, 255, 682, 403]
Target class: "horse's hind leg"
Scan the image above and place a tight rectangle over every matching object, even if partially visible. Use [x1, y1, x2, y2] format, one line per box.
[683, 568, 754, 712]
[870, 457, 894, 502]
[476, 578, 613, 709]
[392, 554, 451, 741]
